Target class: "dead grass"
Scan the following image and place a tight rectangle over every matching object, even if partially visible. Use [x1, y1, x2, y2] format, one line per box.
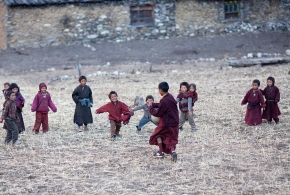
[0, 62, 289, 194]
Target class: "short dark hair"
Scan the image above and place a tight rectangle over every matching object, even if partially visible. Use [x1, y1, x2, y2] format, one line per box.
[180, 82, 189, 90]
[253, 79, 260, 86]
[78, 76, 87, 83]
[108, 91, 118, 99]
[146, 95, 154, 101]
[4, 82, 10, 86]
[6, 91, 15, 98]
[158, 82, 169, 93]
[189, 83, 196, 90]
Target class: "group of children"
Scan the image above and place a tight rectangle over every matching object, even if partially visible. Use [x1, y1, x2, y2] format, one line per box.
[1, 75, 281, 162]
[1, 82, 57, 145]
[241, 76, 281, 126]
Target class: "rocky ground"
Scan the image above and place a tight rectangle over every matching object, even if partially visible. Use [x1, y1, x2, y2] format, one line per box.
[0, 33, 289, 194]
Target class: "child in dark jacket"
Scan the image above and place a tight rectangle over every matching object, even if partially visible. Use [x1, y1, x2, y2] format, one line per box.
[0, 91, 20, 145]
[261, 76, 281, 124]
[96, 91, 133, 141]
[31, 83, 57, 134]
[10, 83, 25, 133]
[133, 95, 157, 132]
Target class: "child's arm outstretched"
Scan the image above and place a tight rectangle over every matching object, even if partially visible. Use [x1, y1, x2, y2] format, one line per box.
[132, 104, 145, 112]
[95, 103, 109, 114]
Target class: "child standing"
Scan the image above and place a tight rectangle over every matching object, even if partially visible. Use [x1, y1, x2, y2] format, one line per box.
[261, 76, 281, 124]
[72, 76, 93, 132]
[10, 83, 25, 133]
[241, 79, 265, 126]
[0, 91, 20, 145]
[2, 82, 10, 109]
[31, 83, 57, 134]
[133, 95, 157, 132]
[96, 91, 133, 141]
[186, 83, 198, 132]
[176, 82, 195, 132]
[148, 82, 179, 162]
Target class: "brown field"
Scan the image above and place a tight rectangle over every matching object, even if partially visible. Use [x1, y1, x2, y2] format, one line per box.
[0, 62, 289, 194]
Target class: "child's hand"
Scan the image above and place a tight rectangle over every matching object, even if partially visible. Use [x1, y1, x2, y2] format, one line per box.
[128, 107, 133, 112]
[0, 119, 3, 123]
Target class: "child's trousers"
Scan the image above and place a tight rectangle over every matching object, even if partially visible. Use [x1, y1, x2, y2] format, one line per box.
[179, 111, 195, 128]
[5, 118, 19, 144]
[110, 120, 121, 136]
[136, 116, 156, 130]
[33, 112, 49, 133]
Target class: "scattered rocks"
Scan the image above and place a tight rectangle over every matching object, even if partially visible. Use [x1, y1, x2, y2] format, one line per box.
[286, 49, 290, 56]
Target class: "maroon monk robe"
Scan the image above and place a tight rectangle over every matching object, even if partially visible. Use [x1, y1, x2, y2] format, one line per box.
[149, 93, 179, 154]
[241, 89, 266, 126]
[261, 86, 281, 121]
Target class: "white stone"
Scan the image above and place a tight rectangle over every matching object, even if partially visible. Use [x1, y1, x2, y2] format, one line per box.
[209, 58, 215, 62]
[107, 62, 110, 66]
[152, 29, 159, 34]
[158, 23, 164, 27]
[172, 70, 177, 73]
[257, 53, 262, 58]
[116, 27, 122, 31]
[165, 36, 169, 39]
[113, 71, 119, 75]
[43, 24, 51, 27]
[119, 72, 126, 75]
[97, 24, 103, 31]
[63, 29, 70, 32]
[100, 30, 109, 35]
[160, 30, 166, 33]
[198, 58, 205, 62]
[136, 71, 141, 75]
[47, 68, 56, 71]
[78, 29, 83, 32]
[175, 24, 180, 29]
[242, 56, 247, 59]
[189, 33, 195, 37]
[68, 33, 74, 37]
[247, 53, 253, 58]
[100, 15, 107, 19]
[91, 47, 96, 51]
[76, 24, 81, 27]
[286, 49, 290, 56]
[96, 71, 102, 75]
[87, 34, 98, 39]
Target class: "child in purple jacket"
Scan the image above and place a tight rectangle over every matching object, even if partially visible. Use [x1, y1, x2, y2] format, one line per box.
[31, 83, 57, 134]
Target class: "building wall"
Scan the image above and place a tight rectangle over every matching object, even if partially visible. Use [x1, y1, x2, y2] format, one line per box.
[0, 0, 7, 50]
[5, 0, 290, 49]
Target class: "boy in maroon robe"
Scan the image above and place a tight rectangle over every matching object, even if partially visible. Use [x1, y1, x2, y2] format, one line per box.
[148, 82, 179, 162]
[261, 76, 281, 124]
[241, 79, 266, 126]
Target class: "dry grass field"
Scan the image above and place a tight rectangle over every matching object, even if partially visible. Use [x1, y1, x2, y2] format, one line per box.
[0, 62, 289, 194]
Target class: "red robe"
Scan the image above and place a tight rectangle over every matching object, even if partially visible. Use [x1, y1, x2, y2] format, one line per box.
[149, 93, 179, 154]
[241, 89, 265, 126]
[261, 86, 281, 120]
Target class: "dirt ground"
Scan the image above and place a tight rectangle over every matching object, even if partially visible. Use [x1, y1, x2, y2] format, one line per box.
[0, 31, 290, 74]
[0, 33, 289, 194]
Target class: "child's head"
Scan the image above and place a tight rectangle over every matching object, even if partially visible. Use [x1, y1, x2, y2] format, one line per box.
[108, 91, 118, 103]
[39, 83, 47, 93]
[179, 82, 189, 93]
[146, 95, 154, 104]
[189, 83, 196, 92]
[10, 83, 19, 94]
[4, 82, 10, 90]
[158, 82, 169, 95]
[6, 91, 15, 101]
[252, 79, 260, 90]
[266, 76, 275, 87]
[78, 76, 87, 86]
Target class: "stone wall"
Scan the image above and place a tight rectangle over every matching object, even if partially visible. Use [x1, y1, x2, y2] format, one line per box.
[4, 0, 290, 49]
[0, 0, 7, 50]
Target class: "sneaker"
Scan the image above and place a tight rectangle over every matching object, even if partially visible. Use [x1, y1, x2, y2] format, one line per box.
[191, 127, 197, 132]
[179, 126, 183, 131]
[153, 151, 164, 158]
[171, 151, 177, 162]
[77, 126, 82, 132]
[84, 126, 89, 131]
[13, 140, 21, 145]
[116, 133, 122, 138]
[136, 126, 141, 132]
[111, 135, 116, 141]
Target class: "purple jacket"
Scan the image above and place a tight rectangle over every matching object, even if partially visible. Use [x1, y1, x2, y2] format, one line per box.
[14, 92, 25, 109]
[31, 92, 57, 113]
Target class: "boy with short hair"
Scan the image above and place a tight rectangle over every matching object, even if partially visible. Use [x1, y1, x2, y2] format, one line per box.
[0, 91, 20, 145]
[96, 91, 133, 141]
[148, 82, 179, 162]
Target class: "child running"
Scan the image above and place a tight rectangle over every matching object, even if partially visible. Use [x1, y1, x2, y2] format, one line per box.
[133, 95, 157, 132]
[0, 91, 20, 145]
[95, 91, 133, 141]
[72, 76, 93, 132]
[10, 83, 25, 133]
[261, 76, 281, 124]
[176, 82, 195, 132]
[241, 79, 265, 126]
[31, 83, 57, 134]
[148, 82, 179, 162]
